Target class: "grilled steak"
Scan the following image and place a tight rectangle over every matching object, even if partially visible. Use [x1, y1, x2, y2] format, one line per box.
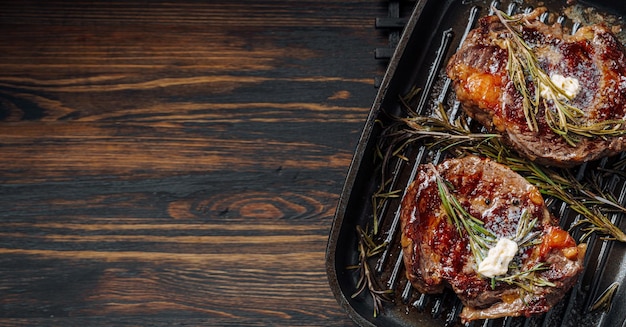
[446, 8, 626, 167]
[400, 156, 585, 322]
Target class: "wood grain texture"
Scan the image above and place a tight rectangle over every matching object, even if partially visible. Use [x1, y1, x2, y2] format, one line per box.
[0, 0, 401, 325]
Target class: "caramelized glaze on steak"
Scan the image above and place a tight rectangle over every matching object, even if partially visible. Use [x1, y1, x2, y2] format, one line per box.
[400, 156, 585, 322]
[446, 8, 626, 167]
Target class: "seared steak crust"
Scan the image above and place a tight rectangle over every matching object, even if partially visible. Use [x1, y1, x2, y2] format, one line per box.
[446, 8, 626, 167]
[400, 156, 585, 322]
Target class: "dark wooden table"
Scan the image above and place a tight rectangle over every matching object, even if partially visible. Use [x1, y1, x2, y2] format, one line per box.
[0, 1, 411, 326]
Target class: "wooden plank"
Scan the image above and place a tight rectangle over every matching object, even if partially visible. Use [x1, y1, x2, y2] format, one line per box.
[0, 0, 391, 325]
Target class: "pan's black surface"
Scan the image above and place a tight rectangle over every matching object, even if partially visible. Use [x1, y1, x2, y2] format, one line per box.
[326, 1, 626, 326]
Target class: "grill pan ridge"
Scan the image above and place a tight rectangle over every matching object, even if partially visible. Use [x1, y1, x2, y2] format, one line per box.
[326, 1, 626, 326]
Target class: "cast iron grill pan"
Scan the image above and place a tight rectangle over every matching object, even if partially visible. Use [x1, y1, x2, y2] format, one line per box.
[326, 1, 626, 326]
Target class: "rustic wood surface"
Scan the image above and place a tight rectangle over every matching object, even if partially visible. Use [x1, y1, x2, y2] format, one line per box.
[0, 1, 414, 326]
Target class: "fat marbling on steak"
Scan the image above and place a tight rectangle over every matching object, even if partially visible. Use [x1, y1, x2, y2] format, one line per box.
[400, 156, 585, 322]
[446, 7, 626, 167]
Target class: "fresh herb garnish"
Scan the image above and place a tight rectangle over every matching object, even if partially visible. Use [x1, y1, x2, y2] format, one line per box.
[495, 263, 556, 292]
[435, 168, 497, 263]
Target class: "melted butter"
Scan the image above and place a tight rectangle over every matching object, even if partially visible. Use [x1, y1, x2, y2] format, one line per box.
[477, 238, 518, 278]
[540, 74, 580, 99]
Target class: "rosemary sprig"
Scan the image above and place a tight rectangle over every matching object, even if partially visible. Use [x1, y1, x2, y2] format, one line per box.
[409, 104, 496, 139]
[371, 187, 402, 235]
[495, 263, 556, 292]
[395, 104, 500, 154]
[497, 9, 583, 139]
[434, 167, 497, 263]
[348, 225, 393, 317]
[495, 8, 626, 145]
